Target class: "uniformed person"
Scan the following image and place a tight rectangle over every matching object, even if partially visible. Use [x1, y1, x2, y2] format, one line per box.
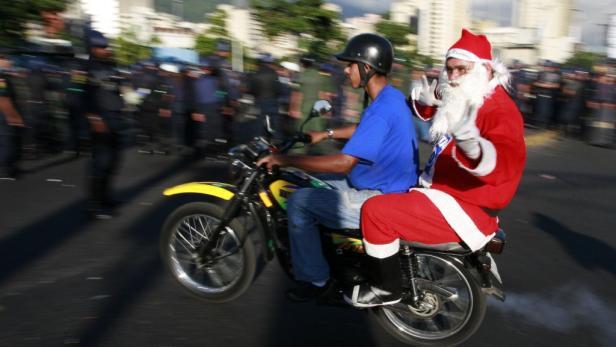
[84, 30, 125, 218]
[64, 59, 88, 156]
[134, 60, 170, 154]
[0, 51, 26, 179]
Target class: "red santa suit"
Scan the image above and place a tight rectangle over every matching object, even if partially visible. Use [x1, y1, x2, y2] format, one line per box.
[361, 31, 526, 258]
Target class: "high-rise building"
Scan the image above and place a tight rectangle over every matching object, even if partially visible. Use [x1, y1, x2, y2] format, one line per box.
[390, 1, 470, 60]
[72, 0, 155, 37]
[513, 0, 571, 39]
[512, 0, 575, 62]
[416, 0, 470, 60]
[608, 14, 616, 59]
[119, 0, 153, 14]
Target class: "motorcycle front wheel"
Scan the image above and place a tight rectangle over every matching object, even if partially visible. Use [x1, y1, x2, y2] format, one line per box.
[371, 253, 486, 347]
[160, 201, 257, 303]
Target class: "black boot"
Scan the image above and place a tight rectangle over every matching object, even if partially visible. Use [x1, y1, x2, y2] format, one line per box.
[343, 253, 402, 308]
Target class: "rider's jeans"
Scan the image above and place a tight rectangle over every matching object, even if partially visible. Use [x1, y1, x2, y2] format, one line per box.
[287, 177, 381, 284]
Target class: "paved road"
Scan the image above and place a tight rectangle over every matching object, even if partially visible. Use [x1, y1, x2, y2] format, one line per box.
[0, 131, 614, 346]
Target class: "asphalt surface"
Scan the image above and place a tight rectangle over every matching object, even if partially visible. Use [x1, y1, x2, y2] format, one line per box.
[0, 129, 615, 347]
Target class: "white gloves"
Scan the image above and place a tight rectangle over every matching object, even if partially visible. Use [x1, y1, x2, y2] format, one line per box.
[450, 105, 481, 160]
[411, 76, 442, 106]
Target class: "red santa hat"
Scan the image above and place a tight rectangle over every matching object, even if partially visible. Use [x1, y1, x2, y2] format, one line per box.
[445, 28, 511, 88]
[446, 29, 492, 63]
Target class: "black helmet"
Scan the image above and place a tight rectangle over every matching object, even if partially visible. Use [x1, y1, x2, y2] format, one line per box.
[88, 30, 108, 49]
[335, 33, 393, 75]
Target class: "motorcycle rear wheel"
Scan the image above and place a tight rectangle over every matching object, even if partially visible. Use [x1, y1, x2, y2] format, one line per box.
[160, 202, 257, 303]
[371, 253, 486, 347]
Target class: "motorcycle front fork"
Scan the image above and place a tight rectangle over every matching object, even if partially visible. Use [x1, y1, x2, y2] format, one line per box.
[196, 169, 260, 264]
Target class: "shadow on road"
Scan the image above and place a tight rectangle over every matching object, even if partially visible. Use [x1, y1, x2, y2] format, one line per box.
[74, 198, 170, 346]
[533, 213, 616, 275]
[0, 156, 190, 286]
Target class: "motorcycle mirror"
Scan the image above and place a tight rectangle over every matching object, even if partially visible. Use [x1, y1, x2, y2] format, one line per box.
[300, 99, 333, 132]
[310, 99, 332, 118]
[264, 114, 275, 137]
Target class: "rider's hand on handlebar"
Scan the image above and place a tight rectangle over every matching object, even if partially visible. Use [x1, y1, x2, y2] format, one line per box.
[256, 154, 284, 171]
[305, 131, 324, 144]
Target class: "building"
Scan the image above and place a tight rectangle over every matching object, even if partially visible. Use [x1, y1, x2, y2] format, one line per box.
[607, 14, 616, 59]
[341, 14, 382, 38]
[119, 7, 207, 49]
[512, 0, 576, 63]
[389, 0, 470, 61]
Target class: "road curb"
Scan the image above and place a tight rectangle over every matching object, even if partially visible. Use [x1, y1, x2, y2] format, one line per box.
[525, 129, 558, 147]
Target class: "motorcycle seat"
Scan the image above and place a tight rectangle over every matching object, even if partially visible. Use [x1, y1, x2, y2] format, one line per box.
[400, 240, 468, 252]
[400, 228, 506, 253]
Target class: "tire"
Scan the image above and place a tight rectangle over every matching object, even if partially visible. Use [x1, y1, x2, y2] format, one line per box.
[159, 201, 257, 303]
[371, 253, 487, 347]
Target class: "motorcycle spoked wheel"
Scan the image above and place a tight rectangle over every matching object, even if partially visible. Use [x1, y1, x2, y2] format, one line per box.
[160, 202, 257, 303]
[371, 253, 486, 347]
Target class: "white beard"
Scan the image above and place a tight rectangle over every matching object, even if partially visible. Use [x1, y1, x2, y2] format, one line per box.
[429, 65, 493, 142]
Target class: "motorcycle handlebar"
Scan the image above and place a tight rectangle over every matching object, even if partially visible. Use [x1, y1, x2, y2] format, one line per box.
[277, 132, 312, 153]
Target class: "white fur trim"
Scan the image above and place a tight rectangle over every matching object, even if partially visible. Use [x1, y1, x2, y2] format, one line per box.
[452, 137, 497, 176]
[412, 100, 431, 121]
[412, 188, 494, 251]
[446, 48, 486, 63]
[363, 238, 400, 259]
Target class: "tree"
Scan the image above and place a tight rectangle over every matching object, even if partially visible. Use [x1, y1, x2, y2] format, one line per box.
[194, 9, 228, 56]
[150, 34, 162, 46]
[112, 30, 153, 66]
[206, 9, 228, 38]
[0, 0, 69, 48]
[251, 0, 344, 60]
[564, 51, 606, 71]
[194, 34, 217, 56]
[375, 19, 412, 48]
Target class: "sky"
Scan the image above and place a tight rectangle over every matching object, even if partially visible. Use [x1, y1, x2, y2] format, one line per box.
[329, 0, 614, 51]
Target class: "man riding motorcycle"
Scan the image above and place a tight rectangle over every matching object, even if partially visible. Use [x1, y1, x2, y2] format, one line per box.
[257, 33, 419, 301]
[344, 29, 527, 307]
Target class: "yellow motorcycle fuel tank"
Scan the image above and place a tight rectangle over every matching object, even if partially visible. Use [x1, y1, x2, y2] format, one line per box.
[268, 180, 298, 210]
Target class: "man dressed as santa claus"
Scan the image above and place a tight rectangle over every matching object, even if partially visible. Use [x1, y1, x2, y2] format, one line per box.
[345, 29, 527, 307]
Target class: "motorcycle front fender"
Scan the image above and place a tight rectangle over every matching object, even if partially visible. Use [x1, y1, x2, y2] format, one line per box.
[163, 182, 237, 200]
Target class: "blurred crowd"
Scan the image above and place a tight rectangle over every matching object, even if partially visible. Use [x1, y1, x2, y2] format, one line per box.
[2, 45, 616, 179]
[509, 60, 616, 144]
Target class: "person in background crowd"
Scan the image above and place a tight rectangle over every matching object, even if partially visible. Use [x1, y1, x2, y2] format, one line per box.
[330, 61, 347, 129]
[134, 61, 171, 154]
[84, 30, 125, 219]
[277, 61, 300, 137]
[0, 51, 26, 180]
[161, 63, 188, 154]
[247, 54, 282, 137]
[64, 59, 88, 157]
[189, 58, 230, 155]
[559, 69, 589, 137]
[209, 41, 240, 147]
[510, 63, 534, 122]
[25, 58, 53, 157]
[289, 56, 336, 154]
[586, 65, 616, 147]
[532, 60, 561, 128]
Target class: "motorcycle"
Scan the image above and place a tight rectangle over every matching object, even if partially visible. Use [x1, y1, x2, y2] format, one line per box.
[159, 100, 507, 346]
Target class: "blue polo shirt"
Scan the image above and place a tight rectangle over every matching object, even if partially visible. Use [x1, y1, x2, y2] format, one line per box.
[342, 85, 418, 193]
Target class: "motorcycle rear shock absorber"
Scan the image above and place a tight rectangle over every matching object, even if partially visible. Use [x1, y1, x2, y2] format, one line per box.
[400, 245, 421, 303]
